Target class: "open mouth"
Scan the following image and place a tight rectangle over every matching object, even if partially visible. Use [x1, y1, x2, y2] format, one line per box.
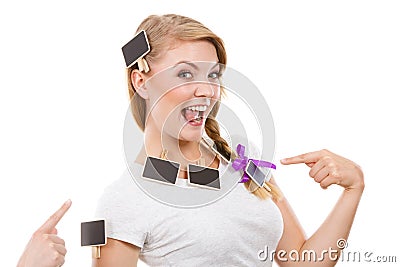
[181, 105, 208, 126]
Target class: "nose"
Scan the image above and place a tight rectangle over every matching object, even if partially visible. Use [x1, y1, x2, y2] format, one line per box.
[194, 83, 215, 98]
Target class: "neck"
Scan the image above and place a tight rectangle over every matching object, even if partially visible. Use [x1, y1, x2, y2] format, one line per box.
[136, 119, 219, 179]
[139, 120, 201, 163]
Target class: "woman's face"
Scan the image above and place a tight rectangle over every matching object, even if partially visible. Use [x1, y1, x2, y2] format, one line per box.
[144, 40, 221, 142]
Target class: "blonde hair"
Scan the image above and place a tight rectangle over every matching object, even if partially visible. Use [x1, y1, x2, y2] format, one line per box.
[126, 14, 281, 201]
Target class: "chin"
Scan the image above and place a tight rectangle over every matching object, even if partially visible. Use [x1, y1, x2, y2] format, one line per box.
[178, 125, 205, 142]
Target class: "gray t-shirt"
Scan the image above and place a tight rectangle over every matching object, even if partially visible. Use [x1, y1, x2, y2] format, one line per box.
[95, 162, 283, 266]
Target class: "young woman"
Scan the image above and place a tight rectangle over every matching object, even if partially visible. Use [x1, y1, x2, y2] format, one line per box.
[94, 14, 364, 267]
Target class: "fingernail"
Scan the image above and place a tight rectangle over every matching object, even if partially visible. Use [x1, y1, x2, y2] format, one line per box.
[65, 199, 72, 205]
[280, 158, 287, 163]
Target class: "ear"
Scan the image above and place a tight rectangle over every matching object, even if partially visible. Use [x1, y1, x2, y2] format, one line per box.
[131, 69, 149, 99]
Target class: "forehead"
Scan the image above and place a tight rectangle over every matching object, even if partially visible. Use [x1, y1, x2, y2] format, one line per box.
[152, 40, 219, 72]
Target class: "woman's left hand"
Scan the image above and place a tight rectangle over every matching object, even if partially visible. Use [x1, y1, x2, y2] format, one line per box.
[280, 149, 364, 192]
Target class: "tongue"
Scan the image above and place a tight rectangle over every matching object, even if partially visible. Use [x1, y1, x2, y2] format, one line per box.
[183, 109, 200, 121]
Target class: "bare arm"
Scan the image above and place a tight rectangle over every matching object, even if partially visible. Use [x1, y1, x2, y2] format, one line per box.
[271, 185, 307, 264]
[274, 149, 364, 267]
[92, 238, 140, 267]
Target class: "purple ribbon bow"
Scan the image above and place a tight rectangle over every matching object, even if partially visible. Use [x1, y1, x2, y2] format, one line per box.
[232, 144, 276, 183]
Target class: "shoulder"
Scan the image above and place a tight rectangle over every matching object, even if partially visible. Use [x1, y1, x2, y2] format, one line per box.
[95, 168, 158, 224]
[96, 168, 153, 209]
[97, 169, 137, 201]
[94, 169, 154, 247]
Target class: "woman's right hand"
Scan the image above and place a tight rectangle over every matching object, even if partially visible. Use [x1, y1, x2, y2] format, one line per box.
[17, 199, 71, 267]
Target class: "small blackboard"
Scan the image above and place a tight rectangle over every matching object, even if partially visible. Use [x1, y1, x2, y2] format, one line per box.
[81, 219, 106, 247]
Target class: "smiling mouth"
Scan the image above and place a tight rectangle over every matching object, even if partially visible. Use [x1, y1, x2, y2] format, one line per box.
[181, 105, 208, 125]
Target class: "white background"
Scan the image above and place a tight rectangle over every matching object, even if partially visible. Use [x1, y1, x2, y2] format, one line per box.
[1, 1, 399, 266]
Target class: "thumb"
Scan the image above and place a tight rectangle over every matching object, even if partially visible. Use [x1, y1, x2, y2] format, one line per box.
[38, 199, 72, 233]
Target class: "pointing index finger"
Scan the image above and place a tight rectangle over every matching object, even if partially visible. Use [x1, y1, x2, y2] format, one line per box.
[38, 199, 72, 233]
[281, 151, 322, 165]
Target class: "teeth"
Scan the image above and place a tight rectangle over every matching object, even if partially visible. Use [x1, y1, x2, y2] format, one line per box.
[185, 105, 207, 112]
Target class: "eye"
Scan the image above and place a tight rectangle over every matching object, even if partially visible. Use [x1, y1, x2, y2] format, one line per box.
[178, 70, 193, 79]
[208, 71, 221, 80]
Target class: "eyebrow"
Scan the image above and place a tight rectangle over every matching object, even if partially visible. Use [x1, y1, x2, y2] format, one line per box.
[173, 61, 219, 70]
